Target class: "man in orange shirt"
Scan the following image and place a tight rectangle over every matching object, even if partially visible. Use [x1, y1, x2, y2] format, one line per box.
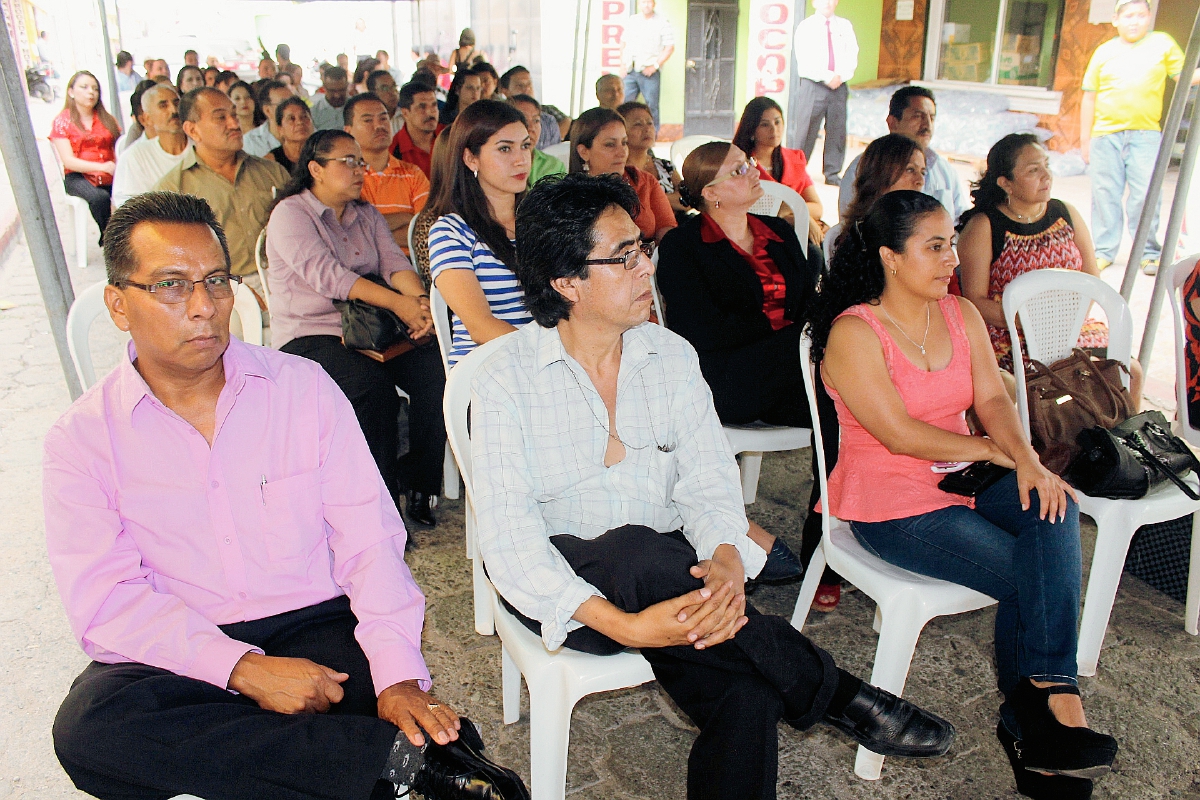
[345, 93, 431, 254]
[390, 81, 444, 179]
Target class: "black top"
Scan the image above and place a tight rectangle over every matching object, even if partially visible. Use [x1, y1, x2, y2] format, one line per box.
[980, 198, 1072, 264]
[655, 213, 822, 359]
[269, 146, 297, 175]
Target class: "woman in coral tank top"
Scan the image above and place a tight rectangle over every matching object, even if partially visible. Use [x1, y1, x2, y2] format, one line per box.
[808, 191, 1117, 800]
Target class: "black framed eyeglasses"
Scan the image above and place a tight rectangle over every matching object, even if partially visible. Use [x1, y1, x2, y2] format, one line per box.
[584, 240, 656, 271]
[116, 274, 242, 304]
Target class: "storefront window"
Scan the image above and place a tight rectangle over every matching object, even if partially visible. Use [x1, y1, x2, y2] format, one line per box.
[935, 0, 1062, 89]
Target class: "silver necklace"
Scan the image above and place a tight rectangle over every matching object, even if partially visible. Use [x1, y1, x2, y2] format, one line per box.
[566, 364, 673, 453]
[878, 301, 931, 356]
[1003, 201, 1045, 223]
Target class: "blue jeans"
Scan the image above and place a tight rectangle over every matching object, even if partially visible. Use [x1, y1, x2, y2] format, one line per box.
[624, 69, 662, 129]
[850, 472, 1081, 704]
[1089, 129, 1163, 262]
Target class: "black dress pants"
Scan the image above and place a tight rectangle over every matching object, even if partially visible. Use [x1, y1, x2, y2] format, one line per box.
[504, 525, 840, 800]
[53, 596, 401, 800]
[63, 173, 113, 243]
[701, 323, 839, 582]
[280, 335, 447, 498]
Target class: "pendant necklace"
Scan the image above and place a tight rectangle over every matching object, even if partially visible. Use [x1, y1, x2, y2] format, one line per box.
[879, 301, 931, 356]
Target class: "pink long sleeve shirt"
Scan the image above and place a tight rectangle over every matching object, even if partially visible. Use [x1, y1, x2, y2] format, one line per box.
[43, 337, 431, 696]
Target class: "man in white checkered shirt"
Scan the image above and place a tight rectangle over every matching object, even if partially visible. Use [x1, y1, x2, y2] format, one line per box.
[469, 172, 955, 800]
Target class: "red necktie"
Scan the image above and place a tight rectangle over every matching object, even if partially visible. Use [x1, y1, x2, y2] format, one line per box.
[827, 20, 836, 72]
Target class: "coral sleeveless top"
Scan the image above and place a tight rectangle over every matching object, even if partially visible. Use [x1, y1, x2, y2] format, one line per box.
[824, 296, 977, 522]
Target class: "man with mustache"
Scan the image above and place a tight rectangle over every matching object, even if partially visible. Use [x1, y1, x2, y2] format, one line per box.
[390, 80, 445, 179]
[838, 85, 967, 223]
[112, 84, 190, 208]
[155, 87, 289, 304]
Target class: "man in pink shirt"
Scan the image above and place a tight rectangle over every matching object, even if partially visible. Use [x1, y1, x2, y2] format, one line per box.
[44, 193, 527, 800]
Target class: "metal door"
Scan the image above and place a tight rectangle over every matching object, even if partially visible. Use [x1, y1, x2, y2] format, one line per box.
[683, 0, 738, 137]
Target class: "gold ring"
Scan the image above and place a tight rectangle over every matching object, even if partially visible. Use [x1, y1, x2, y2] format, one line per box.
[428, 703, 441, 710]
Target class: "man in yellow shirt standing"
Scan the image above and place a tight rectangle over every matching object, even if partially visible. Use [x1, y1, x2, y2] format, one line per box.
[1080, 0, 1197, 275]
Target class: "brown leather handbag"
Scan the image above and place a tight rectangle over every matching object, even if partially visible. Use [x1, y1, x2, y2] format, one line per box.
[1025, 348, 1133, 475]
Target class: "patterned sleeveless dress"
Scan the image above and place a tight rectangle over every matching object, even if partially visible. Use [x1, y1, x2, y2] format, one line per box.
[1182, 265, 1200, 428]
[983, 199, 1108, 371]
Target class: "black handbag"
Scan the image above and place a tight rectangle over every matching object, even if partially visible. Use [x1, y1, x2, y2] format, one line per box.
[332, 275, 432, 360]
[938, 461, 1014, 497]
[1066, 411, 1200, 501]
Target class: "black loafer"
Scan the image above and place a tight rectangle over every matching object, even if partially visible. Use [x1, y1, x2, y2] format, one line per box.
[824, 683, 955, 758]
[407, 491, 437, 528]
[755, 538, 805, 584]
[409, 718, 530, 800]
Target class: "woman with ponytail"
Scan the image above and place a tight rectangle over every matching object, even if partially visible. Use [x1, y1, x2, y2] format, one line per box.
[812, 190, 1117, 800]
[657, 140, 833, 595]
[266, 129, 447, 528]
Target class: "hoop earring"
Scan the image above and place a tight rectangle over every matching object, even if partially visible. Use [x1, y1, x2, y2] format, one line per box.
[890, 269, 897, 276]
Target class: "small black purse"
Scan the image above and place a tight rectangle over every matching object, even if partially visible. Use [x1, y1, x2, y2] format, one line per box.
[1066, 411, 1200, 501]
[332, 274, 433, 360]
[938, 461, 1014, 497]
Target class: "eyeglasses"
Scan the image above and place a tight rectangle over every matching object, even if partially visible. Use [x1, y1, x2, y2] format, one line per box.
[584, 240, 656, 271]
[319, 155, 369, 170]
[705, 156, 758, 188]
[116, 274, 242, 304]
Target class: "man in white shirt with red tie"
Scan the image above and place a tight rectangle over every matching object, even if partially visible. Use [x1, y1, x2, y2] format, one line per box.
[790, 0, 858, 186]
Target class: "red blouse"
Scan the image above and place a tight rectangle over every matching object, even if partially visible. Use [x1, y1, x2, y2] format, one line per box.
[700, 213, 789, 331]
[756, 147, 813, 196]
[50, 109, 116, 187]
[625, 166, 677, 240]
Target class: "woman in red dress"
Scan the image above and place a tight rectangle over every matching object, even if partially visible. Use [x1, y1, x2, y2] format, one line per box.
[49, 71, 121, 243]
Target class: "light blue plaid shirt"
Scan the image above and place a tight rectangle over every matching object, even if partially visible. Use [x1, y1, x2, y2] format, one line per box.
[470, 321, 766, 650]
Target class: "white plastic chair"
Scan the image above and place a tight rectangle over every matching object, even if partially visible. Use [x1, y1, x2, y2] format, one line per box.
[542, 140, 572, 165]
[442, 336, 656, 800]
[669, 135, 728, 170]
[67, 281, 260, 390]
[254, 230, 270, 312]
[792, 335, 996, 780]
[406, 215, 419, 261]
[1003, 268, 1200, 673]
[47, 140, 89, 272]
[823, 222, 842, 269]
[649, 275, 811, 503]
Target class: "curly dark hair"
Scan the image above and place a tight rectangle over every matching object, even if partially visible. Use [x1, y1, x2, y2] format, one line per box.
[515, 173, 641, 328]
[806, 190, 945, 364]
[960, 132, 1042, 228]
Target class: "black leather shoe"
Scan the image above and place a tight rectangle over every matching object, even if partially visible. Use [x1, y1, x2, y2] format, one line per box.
[407, 491, 437, 528]
[824, 683, 955, 758]
[409, 718, 530, 800]
[755, 538, 805, 584]
[1009, 681, 1117, 779]
[997, 721, 1093, 799]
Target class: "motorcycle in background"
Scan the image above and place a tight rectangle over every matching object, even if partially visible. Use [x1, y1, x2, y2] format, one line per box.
[25, 63, 54, 103]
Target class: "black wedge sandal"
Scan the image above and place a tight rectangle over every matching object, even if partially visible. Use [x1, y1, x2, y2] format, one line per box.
[1010, 680, 1118, 780]
[997, 721, 1093, 799]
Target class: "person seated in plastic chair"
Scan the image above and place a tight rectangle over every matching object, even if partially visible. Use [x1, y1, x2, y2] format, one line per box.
[471, 172, 956, 800]
[809, 190, 1119, 800]
[45, 192, 527, 800]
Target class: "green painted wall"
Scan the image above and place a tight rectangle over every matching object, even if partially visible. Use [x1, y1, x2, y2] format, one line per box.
[837, 0, 882, 85]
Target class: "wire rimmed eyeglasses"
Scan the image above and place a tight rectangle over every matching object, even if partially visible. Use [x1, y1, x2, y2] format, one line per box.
[705, 156, 758, 188]
[318, 154, 370, 170]
[116, 274, 242, 304]
[583, 240, 656, 271]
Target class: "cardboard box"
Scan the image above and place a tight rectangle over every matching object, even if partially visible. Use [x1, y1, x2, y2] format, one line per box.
[942, 23, 971, 44]
[941, 63, 982, 81]
[1002, 33, 1041, 55]
[999, 50, 1040, 78]
[945, 42, 985, 63]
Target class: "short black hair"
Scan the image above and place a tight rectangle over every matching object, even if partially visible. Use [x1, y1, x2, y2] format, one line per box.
[276, 43, 291, 61]
[515, 173, 641, 328]
[399, 80, 436, 110]
[104, 192, 231, 285]
[509, 94, 540, 112]
[366, 70, 395, 93]
[179, 86, 224, 123]
[256, 79, 288, 108]
[498, 65, 529, 91]
[343, 92, 386, 126]
[216, 70, 237, 87]
[888, 85, 936, 120]
[116, 51, 133, 68]
[275, 95, 310, 128]
[323, 66, 348, 83]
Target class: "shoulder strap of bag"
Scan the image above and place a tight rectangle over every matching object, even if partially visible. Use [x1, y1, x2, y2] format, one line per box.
[1122, 433, 1200, 501]
[1027, 356, 1110, 423]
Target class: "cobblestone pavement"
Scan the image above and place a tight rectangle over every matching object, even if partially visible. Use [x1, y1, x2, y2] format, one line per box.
[1, 212, 1199, 798]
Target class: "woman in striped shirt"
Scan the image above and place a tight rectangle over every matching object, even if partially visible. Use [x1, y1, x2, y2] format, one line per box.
[429, 100, 535, 366]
